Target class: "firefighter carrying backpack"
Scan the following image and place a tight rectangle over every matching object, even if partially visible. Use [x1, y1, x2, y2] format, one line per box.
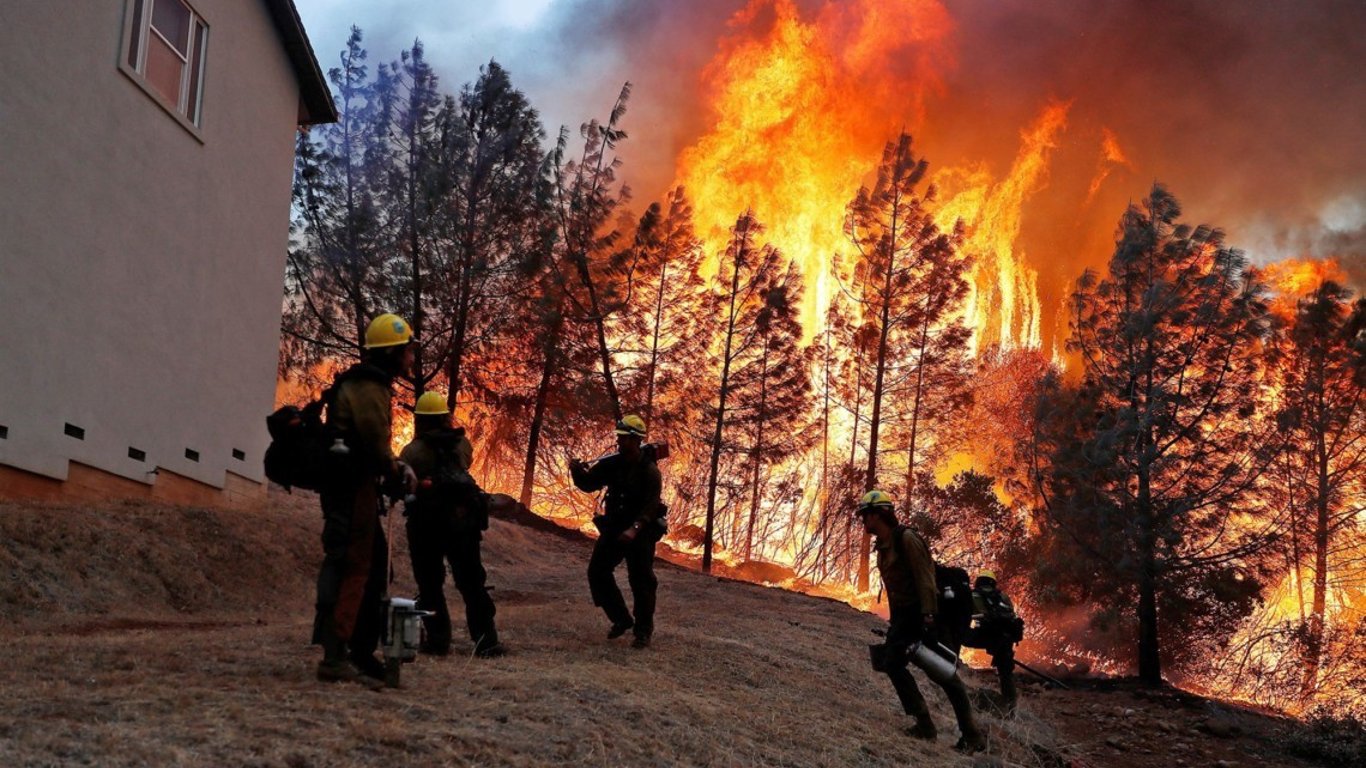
[979, 589, 1025, 643]
[891, 525, 974, 650]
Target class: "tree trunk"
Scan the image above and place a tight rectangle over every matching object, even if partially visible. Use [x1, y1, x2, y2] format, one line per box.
[904, 298, 933, 498]
[702, 229, 747, 574]
[520, 314, 562, 508]
[406, 127, 426, 396]
[744, 334, 771, 561]
[644, 261, 667, 424]
[1302, 417, 1331, 697]
[446, 195, 480, 409]
[859, 237, 898, 593]
[575, 256, 622, 419]
[1136, 464, 1162, 685]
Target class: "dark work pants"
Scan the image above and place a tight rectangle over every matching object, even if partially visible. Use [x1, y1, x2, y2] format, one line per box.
[314, 478, 387, 661]
[407, 512, 498, 653]
[966, 627, 1017, 702]
[885, 606, 980, 737]
[587, 533, 658, 637]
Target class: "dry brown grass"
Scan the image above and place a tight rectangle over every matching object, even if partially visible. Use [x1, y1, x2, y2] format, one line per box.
[0, 493, 1323, 767]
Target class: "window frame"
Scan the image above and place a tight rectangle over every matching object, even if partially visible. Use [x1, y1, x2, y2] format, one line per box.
[119, 0, 209, 140]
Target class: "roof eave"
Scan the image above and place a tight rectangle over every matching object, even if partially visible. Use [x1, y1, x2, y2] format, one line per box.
[264, 0, 338, 126]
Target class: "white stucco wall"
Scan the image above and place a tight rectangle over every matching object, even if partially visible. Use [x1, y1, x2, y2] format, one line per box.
[0, 0, 303, 489]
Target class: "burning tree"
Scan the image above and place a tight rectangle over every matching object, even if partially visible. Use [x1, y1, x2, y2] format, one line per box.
[548, 84, 634, 420]
[1271, 281, 1366, 697]
[840, 132, 970, 590]
[610, 189, 716, 526]
[1034, 185, 1280, 684]
[700, 212, 802, 572]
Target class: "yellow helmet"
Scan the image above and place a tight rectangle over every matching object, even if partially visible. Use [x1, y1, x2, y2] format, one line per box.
[977, 571, 997, 583]
[615, 414, 647, 437]
[414, 391, 449, 415]
[858, 489, 895, 512]
[364, 313, 412, 349]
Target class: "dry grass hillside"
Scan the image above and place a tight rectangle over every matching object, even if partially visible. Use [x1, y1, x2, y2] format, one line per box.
[0, 492, 1340, 768]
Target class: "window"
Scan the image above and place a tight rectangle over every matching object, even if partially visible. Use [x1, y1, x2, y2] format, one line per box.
[123, 0, 208, 127]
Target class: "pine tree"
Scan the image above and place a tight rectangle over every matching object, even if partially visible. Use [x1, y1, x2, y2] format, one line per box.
[432, 61, 549, 411]
[728, 263, 814, 561]
[284, 28, 390, 376]
[701, 211, 791, 572]
[1036, 184, 1279, 683]
[548, 84, 634, 419]
[1271, 281, 1366, 695]
[841, 132, 968, 590]
[372, 40, 445, 395]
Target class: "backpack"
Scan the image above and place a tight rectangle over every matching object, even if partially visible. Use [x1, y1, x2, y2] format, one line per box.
[977, 589, 1025, 642]
[416, 429, 490, 531]
[263, 395, 335, 492]
[263, 364, 383, 491]
[934, 564, 975, 649]
[891, 526, 973, 650]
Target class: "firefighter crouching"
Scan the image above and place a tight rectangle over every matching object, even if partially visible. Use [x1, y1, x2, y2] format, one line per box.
[860, 490, 986, 753]
[399, 391, 504, 658]
[314, 313, 418, 687]
[570, 415, 665, 649]
[965, 571, 1024, 711]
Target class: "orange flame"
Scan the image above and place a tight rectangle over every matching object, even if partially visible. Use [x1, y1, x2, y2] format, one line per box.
[934, 102, 1069, 352]
[1261, 257, 1346, 313]
[1087, 127, 1131, 202]
[676, 0, 955, 334]
[675, 0, 1061, 354]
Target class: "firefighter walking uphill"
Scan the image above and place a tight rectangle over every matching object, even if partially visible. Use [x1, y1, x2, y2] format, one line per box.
[859, 490, 986, 753]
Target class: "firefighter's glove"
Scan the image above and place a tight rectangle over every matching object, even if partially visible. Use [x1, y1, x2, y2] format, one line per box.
[399, 462, 418, 495]
[617, 521, 643, 543]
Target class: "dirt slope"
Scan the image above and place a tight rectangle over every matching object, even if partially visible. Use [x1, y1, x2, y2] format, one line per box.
[0, 494, 1335, 767]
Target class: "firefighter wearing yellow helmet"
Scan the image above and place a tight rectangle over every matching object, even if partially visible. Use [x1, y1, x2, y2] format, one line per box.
[858, 490, 986, 753]
[967, 569, 1023, 711]
[570, 414, 664, 649]
[313, 312, 417, 687]
[399, 391, 502, 657]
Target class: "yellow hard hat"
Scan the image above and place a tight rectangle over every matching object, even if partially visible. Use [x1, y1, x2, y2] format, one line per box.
[414, 391, 449, 415]
[858, 490, 895, 512]
[977, 571, 997, 583]
[364, 313, 412, 349]
[615, 414, 647, 437]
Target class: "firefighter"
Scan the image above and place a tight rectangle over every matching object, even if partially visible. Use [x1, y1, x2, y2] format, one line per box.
[399, 391, 504, 658]
[966, 571, 1023, 711]
[570, 415, 664, 649]
[313, 313, 417, 687]
[859, 490, 986, 753]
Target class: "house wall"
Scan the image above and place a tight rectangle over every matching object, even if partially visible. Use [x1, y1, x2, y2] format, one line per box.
[0, 0, 303, 496]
